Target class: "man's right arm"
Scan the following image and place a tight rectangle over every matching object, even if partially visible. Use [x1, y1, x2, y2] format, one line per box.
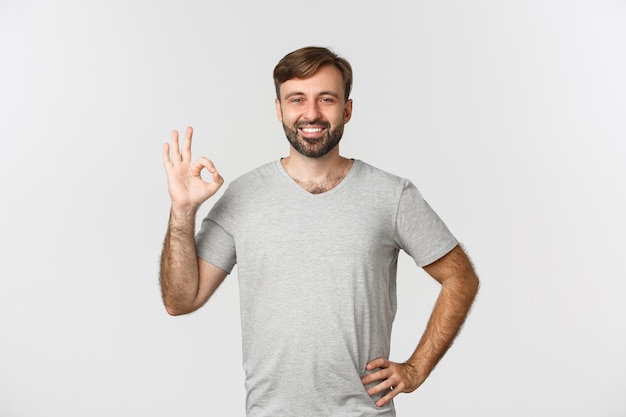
[159, 208, 228, 315]
[159, 126, 226, 315]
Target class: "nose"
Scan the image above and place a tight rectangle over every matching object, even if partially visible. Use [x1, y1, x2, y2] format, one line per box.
[303, 100, 322, 121]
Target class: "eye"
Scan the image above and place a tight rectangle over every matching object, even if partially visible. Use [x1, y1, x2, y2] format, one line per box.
[320, 97, 335, 104]
[289, 97, 303, 104]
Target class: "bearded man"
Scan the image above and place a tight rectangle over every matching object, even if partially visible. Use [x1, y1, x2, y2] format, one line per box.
[160, 46, 479, 417]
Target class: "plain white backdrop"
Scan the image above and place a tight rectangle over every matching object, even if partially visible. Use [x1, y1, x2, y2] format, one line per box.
[1, 1, 625, 416]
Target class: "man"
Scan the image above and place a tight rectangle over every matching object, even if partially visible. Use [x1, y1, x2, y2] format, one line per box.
[160, 46, 479, 416]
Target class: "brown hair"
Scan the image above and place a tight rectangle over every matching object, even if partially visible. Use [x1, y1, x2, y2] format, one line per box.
[273, 46, 353, 101]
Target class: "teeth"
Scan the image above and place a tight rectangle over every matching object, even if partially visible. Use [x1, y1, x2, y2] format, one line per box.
[302, 128, 322, 133]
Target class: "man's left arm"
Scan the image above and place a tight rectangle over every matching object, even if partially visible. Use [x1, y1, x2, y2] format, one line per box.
[362, 244, 480, 407]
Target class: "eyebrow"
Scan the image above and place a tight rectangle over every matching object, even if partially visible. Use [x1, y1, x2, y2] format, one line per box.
[283, 90, 341, 100]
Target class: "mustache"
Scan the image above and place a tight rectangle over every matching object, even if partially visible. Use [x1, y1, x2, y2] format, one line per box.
[295, 120, 331, 129]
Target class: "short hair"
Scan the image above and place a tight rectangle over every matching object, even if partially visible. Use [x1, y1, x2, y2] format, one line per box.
[273, 46, 353, 101]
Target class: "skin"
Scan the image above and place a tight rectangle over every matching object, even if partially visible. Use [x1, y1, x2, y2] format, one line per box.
[160, 64, 479, 408]
[275, 65, 354, 192]
[160, 127, 228, 316]
[361, 245, 479, 407]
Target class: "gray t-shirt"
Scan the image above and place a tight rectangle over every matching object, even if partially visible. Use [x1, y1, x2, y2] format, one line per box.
[195, 159, 458, 417]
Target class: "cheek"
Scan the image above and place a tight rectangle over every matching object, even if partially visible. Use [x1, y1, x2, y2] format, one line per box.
[330, 110, 348, 125]
[279, 108, 299, 124]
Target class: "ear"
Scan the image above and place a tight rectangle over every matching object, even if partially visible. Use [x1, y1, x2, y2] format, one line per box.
[343, 99, 353, 123]
[275, 98, 283, 122]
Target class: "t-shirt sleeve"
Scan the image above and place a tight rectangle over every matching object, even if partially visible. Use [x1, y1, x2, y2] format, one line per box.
[395, 180, 458, 267]
[195, 193, 237, 273]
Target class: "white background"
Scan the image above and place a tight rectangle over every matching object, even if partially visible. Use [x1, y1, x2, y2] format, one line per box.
[1, 1, 625, 416]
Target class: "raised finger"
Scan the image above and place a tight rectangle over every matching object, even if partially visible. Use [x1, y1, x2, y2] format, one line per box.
[182, 126, 193, 162]
[170, 130, 182, 163]
[162, 142, 172, 169]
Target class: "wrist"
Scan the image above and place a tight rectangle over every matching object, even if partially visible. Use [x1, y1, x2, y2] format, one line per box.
[169, 204, 199, 224]
[405, 355, 432, 379]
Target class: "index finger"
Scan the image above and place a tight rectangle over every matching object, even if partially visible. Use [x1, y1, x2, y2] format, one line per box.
[366, 358, 389, 371]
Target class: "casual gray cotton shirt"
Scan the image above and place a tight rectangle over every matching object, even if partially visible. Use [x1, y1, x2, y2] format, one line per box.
[195, 159, 458, 417]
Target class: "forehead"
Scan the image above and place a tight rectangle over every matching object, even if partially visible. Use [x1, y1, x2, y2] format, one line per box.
[279, 65, 345, 99]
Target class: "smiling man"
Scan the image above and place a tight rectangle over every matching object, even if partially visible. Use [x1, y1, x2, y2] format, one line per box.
[277, 62, 351, 159]
[160, 46, 479, 416]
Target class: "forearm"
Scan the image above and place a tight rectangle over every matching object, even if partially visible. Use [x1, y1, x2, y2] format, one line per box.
[159, 206, 202, 315]
[407, 271, 479, 380]
[361, 268, 478, 407]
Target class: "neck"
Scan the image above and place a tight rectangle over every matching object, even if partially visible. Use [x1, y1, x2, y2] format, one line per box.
[281, 148, 353, 194]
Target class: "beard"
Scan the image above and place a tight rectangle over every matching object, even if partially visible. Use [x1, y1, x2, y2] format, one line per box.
[282, 119, 345, 158]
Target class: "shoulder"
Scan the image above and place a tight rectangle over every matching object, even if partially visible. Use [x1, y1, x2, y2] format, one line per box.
[354, 160, 406, 182]
[211, 160, 284, 214]
[352, 159, 413, 194]
[224, 160, 280, 193]
[208, 161, 280, 220]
